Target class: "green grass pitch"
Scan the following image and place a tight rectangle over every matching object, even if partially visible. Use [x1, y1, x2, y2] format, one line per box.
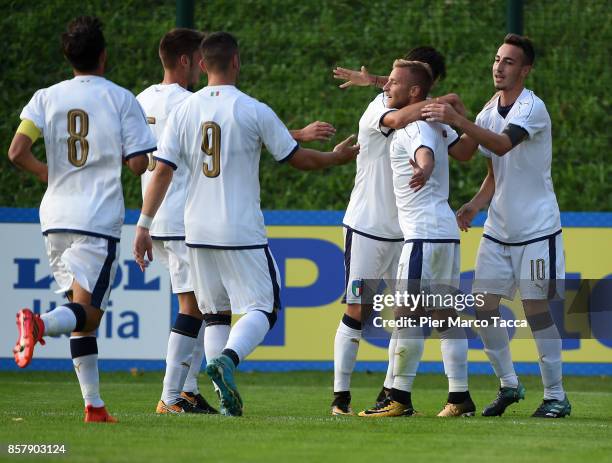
[2, 371, 611, 462]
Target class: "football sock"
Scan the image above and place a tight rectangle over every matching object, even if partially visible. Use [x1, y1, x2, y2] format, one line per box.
[41, 303, 86, 336]
[223, 310, 271, 363]
[161, 314, 202, 405]
[183, 323, 205, 394]
[383, 331, 397, 389]
[333, 314, 362, 393]
[389, 388, 412, 407]
[439, 325, 469, 392]
[447, 391, 471, 404]
[70, 336, 103, 408]
[392, 327, 424, 393]
[477, 311, 519, 388]
[530, 323, 565, 401]
[203, 314, 232, 361]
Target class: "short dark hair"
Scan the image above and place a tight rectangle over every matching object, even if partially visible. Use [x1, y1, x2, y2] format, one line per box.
[503, 33, 535, 65]
[200, 32, 239, 73]
[62, 16, 105, 72]
[393, 59, 434, 97]
[404, 46, 446, 82]
[159, 28, 205, 69]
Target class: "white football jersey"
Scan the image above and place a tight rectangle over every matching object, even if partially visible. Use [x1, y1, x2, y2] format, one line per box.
[20, 75, 156, 240]
[391, 120, 460, 241]
[156, 85, 298, 248]
[475, 88, 560, 243]
[137, 84, 191, 238]
[343, 93, 403, 240]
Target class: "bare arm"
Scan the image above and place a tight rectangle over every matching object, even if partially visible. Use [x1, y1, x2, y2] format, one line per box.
[422, 103, 513, 156]
[456, 159, 495, 231]
[448, 134, 479, 162]
[382, 94, 467, 130]
[8, 133, 48, 183]
[125, 154, 149, 176]
[290, 121, 336, 142]
[333, 66, 388, 89]
[288, 135, 359, 171]
[408, 147, 434, 192]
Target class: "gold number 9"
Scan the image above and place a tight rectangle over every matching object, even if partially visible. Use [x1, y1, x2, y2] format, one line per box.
[201, 121, 221, 178]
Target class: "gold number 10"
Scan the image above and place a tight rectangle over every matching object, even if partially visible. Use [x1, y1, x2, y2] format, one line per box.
[201, 121, 221, 178]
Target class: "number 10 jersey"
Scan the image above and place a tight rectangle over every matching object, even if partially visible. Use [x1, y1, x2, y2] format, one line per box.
[20, 75, 156, 240]
[156, 85, 298, 249]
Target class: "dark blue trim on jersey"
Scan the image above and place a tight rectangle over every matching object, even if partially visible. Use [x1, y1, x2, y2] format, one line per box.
[407, 241, 423, 294]
[264, 246, 282, 311]
[125, 146, 156, 160]
[42, 228, 120, 242]
[185, 242, 268, 250]
[379, 110, 396, 137]
[91, 239, 117, 309]
[278, 142, 300, 164]
[404, 238, 461, 244]
[482, 229, 562, 247]
[151, 235, 185, 241]
[3, 208, 612, 227]
[153, 156, 177, 170]
[0, 358, 609, 375]
[447, 134, 461, 149]
[341, 227, 353, 304]
[342, 224, 404, 242]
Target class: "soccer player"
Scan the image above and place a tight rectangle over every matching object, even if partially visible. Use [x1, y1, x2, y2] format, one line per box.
[332, 47, 473, 416]
[9, 16, 156, 422]
[359, 60, 474, 418]
[422, 34, 570, 418]
[137, 28, 219, 414]
[133, 32, 359, 416]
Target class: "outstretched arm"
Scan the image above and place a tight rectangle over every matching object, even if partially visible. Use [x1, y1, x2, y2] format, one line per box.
[333, 66, 388, 89]
[288, 135, 359, 171]
[382, 94, 466, 130]
[290, 121, 336, 142]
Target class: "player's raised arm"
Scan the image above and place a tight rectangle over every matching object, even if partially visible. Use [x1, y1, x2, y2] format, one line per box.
[287, 134, 359, 171]
[456, 158, 495, 231]
[290, 121, 336, 142]
[333, 66, 388, 89]
[8, 118, 48, 183]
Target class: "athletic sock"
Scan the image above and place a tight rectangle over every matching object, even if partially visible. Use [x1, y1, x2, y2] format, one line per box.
[383, 331, 397, 389]
[223, 310, 271, 363]
[439, 325, 469, 392]
[532, 324, 565, 400]
[183, 322, 205, 394]
[333, 314, 362, 393]
[477, 311, 519, 388]
[70, 336, 103, 408]
[41, 303, 86, 336]
[391, 326, 424, 393]
[161, 314, 202, 405]
[203, 314, 232, 361]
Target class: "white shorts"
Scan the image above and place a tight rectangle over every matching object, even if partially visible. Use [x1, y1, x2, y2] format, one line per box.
[342, 227, 403, 304]
[44, 232, 119, 310]
[473, 231, 565, 300]
[152, 239, 193, 294]
[188, 245, 281, 315]
[396, 240, 460, 295]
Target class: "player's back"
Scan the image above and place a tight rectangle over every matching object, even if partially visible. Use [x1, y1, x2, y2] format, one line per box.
[162, 85, 297, 248]
[391, 120, 459, 241]
[137, 83, 191, 238]
[21, 75, 155, 240]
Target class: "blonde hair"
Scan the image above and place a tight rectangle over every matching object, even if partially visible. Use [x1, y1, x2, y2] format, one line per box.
[393, 59, 433, 80]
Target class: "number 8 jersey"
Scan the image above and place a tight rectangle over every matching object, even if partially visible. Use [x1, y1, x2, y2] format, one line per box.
[20, 75, 156, 240]
[155, 85, 298, 248]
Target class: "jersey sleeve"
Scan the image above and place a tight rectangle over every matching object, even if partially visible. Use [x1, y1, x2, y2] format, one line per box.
[255, 103, 299, 163]
[505, 99, 548, 139]
[363, 94, 397, 137]
[411, 122, 438, 158]
[475, 109, 493, 159]
[444, 125, 460, 148]
[19, 89, 46, 134]
[121, 94, 157, 159]
[155, 108, 181, 170]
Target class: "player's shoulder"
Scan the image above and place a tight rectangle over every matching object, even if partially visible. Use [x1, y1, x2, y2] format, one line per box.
[516, 88, 548, 119]
[476, 93, 499, 119]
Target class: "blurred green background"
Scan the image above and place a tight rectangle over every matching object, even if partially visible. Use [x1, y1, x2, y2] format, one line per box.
[1, 0, 610, 211]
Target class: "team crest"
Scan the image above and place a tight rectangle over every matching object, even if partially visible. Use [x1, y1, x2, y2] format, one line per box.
[351, 279, 363, 297]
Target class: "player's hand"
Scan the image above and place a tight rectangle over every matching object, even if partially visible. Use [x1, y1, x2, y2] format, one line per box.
[440, 93, 467, 117]
[332, 134, 359, 164]
[299, 121, 336, 141]
[409, 158, 427, 192]
[333, 66, 371, 89]
[456, 201, 479, 232]
[422, 102, 461, 126]
[133, 226, 153, 272]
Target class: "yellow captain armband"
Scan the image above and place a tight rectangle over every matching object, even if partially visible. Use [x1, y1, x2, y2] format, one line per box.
[16, 119, 41, 143]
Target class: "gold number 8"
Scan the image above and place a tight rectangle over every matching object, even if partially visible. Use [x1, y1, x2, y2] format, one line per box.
[201, 121, 221, 178]
[67, 109, 89, 167]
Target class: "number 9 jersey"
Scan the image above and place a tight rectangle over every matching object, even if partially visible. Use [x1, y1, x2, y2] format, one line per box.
[155, 85, 298, 249]
[20, 75, 157, 240]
